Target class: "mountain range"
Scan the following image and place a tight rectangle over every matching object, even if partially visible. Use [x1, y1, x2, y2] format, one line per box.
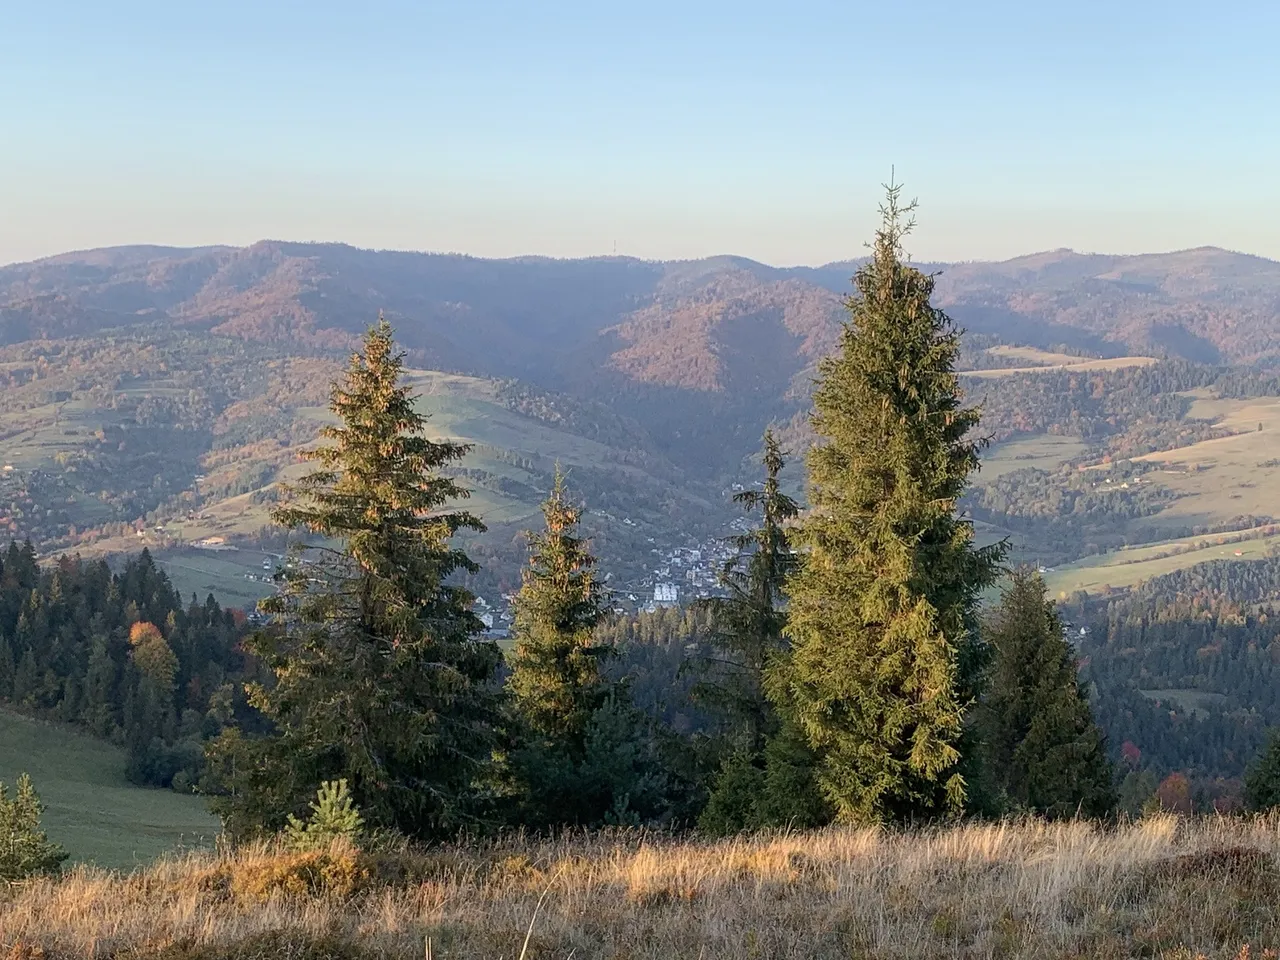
[6, 242, 1280, 382]
[2, 240, 1280, 606]
[5, 242, 1278, 476]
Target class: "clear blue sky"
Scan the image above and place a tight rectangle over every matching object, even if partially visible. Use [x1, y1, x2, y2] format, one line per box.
[3, 0, 1278, 266]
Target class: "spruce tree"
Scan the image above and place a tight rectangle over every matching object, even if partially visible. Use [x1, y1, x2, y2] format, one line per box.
[507, 469, 609, 748]
[284, 779, 365, 851]
[0, 632, 13, 700]
[776, 185, 1003, 824]
[695, 429, 798, 755]
[505, 470, 658, 826]
[212, 318, 502, 841]
[693, 430, 823, 833]
[0, 773, 68, 881]
[12, 648, 37, 707]
[975, 569, 1115, 818]
[81, 634, 117, 737]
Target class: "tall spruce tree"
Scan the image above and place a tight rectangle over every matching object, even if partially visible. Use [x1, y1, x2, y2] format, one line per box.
[211, 319, 502, 841]
[695, 431, 828, 834]
[776, 185, 1004, 824]
[975, 569, 1115, 818]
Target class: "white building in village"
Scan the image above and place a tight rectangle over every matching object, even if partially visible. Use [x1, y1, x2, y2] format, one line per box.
[650, 582, 679, 609]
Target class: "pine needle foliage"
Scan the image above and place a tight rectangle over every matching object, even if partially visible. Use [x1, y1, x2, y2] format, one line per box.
[693, 431, 826, 835]
[974, 569, 1116, 819]
[506, 468, 609, 751]
[504, 470, 662, 827]
[695, 429, 799, 756]
[503, 472, 668, 827]
[284, 779, 365, 851]
[218, 318, 502, 841]
[777, 184, 1004, 825]
[0, 773, 68, 882]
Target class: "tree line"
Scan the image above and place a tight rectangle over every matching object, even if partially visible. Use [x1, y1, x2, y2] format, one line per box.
[0, 543, 252, 792]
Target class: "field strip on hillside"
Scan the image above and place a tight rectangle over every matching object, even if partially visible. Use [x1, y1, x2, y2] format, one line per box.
[984, 345, 1087, 365]
[961, 356, 1157, 378]
[1044, 527, 1280, 596]
[1127, 397, 1280, 468]
[1131, 431, 1274, 464]
[977, 434, 1090, 480]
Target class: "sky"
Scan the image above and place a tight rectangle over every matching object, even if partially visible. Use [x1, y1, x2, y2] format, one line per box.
[2, 0, 1279, 267]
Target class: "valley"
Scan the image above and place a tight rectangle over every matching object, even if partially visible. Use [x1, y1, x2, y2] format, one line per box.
[2, 245, 1280, 614]
[10, 10, 1280, 956]
[2, 241, 1280, 896]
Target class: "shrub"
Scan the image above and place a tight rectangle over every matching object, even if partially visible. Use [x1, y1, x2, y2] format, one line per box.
[698, 752, 766, 836]
[229, 845, 366, 902]
[0, 773, 69, 882]
[284, 779, 364, 852]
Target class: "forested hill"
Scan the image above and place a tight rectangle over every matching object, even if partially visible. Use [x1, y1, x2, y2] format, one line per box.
[5, 243, 1280, 386]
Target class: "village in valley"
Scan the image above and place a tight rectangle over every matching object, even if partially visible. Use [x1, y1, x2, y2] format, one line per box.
[143, 479, 760, 639]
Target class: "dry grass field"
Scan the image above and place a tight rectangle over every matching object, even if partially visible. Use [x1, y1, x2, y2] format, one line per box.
[1127, 395, 1280, 526]
[1038, 393, 1280, 596]
[962, 349, 1157, 378]
[7, 817, 1280, 959]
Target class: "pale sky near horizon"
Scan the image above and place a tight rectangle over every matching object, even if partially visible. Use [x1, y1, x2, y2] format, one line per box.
[2, 0, 1278, 268]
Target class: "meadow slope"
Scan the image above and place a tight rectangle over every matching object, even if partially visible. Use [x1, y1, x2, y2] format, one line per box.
[6, 817, 1280, 959]
[0, 710, 219, 869]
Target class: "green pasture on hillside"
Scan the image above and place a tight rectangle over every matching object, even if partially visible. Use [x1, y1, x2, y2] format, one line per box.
[0, 709, 220, 870]
[978, 434, 1090, 481]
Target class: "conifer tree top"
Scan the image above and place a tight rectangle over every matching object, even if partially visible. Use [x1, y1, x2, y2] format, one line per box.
[807, 181, 984, 517]
[271, 317, 483, 613]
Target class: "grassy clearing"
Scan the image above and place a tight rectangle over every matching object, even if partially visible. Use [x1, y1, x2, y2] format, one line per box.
[984, 345, 1091, 366]
[963, 355, 1157, 378]
[1122, 397, 1280, 528]
[0, 710, 219, 870]
[6, 817, 1280, 958]
[978, 434, 1090, 481]
[1037, 395, 1280, 595]
[155, 547, 281, 607]
[1044, 529, 1280, 596]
